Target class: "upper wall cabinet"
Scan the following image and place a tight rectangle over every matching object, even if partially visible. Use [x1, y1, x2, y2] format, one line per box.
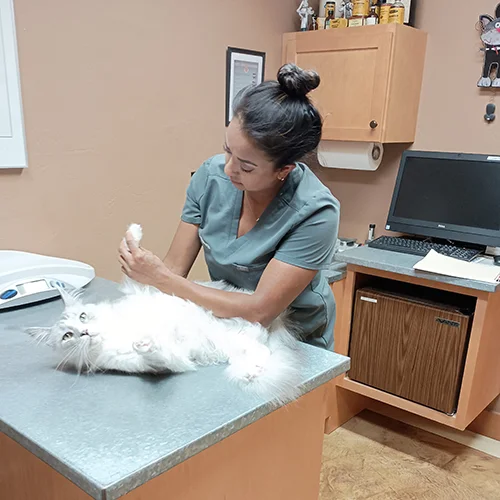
[0, 0, 27, 168]
[282, 24, 427, 143]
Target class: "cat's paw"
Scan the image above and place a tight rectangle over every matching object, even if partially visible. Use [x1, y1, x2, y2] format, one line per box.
[133, 338, 156, 354]
[478, 77, 492, 87]
[242, 364, 265, 382]
[492, 78, 500, 88]
[227, 346, 270, 384]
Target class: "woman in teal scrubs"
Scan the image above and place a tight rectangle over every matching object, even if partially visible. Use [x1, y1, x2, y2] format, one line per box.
[119, 64, 340, 350]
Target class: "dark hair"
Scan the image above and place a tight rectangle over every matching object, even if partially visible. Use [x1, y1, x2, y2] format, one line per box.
[232, 63, 322, 169]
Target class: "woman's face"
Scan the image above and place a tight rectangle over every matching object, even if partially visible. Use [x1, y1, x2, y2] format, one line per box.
[223, 118, 293, 194]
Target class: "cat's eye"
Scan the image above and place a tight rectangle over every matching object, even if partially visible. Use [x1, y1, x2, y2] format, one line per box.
[79, 312, 88, 323]
[62, 332, 73, 341]
[496, 22, 500, 28]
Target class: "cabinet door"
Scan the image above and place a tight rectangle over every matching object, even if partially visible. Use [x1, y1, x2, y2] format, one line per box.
[0, 0, 27, 168]
[284, 31, 393, 142]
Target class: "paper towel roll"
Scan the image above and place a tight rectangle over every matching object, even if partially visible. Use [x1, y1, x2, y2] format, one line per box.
[317, 141, 384, 171]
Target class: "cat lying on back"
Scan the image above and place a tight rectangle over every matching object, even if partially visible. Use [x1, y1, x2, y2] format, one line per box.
[26, 224, 303, 403]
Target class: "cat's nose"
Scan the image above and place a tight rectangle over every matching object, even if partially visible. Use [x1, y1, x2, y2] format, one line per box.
[81, 330, 89, 336]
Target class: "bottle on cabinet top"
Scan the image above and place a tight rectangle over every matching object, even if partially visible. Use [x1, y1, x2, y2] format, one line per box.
[370, 0, 381, 17]
[366, 5, 379, 25]
[379, 0, 393, 24]
[324, 1, 336, 15]
[352, 0, 370, 17]
[325, 5, 336, 28]
[349, 0, 369, 26]
[389, 0, 405, 24]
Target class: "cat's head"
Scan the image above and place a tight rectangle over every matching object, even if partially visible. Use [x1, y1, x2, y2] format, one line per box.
[480, 4, 500, 46]
[26, 287, 103, 371]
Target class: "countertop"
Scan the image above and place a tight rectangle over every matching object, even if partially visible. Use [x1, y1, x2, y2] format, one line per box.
[0, 278, 350, 500]
[325, 261, 347, 284]
[335, 246, 500, 293]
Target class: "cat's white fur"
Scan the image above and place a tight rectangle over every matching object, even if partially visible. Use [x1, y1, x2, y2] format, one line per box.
[26, 224, 304, 403]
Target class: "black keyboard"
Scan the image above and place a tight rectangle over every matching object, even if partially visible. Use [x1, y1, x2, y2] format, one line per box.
[367, 236, 482, 262]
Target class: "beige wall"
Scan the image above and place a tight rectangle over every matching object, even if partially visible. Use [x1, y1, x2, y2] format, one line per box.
[317, 0, 500, 414]
[1, 0, 299, 281]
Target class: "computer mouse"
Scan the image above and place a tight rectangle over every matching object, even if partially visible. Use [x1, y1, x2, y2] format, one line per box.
[494, 255, 500, 266]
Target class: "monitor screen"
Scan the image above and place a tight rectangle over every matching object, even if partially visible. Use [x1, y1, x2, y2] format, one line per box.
[387, 151, 500, 246]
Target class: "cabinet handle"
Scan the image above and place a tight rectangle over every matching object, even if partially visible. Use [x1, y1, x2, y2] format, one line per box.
[369, 120, 378, 129]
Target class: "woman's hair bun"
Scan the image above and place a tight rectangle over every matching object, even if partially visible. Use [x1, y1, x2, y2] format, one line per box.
[277, 63, 320, 98]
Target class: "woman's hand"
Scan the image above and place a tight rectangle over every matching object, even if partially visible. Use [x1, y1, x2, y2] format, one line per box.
[118, 231, 171, 288]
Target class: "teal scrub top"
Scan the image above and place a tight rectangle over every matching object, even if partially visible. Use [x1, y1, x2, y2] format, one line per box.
[181, 154, 340, 350]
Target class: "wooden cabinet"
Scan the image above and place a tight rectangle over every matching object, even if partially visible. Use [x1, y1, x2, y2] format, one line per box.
[348, 288, 472, 415]
[282, 24, 427, 143]
[329, 266, 500, 431]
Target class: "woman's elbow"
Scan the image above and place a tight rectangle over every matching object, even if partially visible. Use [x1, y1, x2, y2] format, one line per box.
[245, 303, 276, 328]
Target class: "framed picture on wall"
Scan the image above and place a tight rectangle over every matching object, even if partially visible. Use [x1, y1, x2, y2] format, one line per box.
[402, 0, 418, 26]
[225, 47, 266, 126]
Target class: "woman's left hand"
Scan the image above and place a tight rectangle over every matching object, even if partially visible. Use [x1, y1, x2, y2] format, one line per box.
[118, 231, 171, 288]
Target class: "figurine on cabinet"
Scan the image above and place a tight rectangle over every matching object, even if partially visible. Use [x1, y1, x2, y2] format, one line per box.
[297, 0, 315, 31]
[477, 3, 500, 88]
[340, 0, 354, 19]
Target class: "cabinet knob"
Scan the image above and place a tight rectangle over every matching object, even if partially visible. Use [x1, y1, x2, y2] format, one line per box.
[369, 120, 378, 129]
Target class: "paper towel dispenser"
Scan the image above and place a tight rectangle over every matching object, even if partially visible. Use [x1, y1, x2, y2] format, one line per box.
[318, 141, 384, 171]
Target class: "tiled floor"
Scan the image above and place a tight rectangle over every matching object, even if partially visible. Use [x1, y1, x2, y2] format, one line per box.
[320, 411, 500, 500]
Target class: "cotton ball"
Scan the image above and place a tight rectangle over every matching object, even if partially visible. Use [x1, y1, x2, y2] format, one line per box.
[126, 223, 143, 247]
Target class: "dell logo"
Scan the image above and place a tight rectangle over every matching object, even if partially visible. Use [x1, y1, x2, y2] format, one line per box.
[438, 224, 446, 228]
[435, 317, 460, 328]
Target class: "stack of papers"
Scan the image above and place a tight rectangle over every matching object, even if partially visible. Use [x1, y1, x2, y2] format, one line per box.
[413, 250, 500, 284]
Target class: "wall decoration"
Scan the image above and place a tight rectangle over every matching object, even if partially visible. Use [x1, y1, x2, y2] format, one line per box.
[225, 47, 265, 126]
[485, 102, 496, 122]
[477, 3, 500, 88]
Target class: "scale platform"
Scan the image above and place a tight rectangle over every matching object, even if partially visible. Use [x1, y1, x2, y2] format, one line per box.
[0, 250, 95, 310]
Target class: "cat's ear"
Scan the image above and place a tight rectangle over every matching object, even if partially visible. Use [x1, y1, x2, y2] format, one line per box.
[496, 4, 500, 20]
[25, 327, 53, 345]
[480, 14, 494, 29]
[58, 286, 82, 307]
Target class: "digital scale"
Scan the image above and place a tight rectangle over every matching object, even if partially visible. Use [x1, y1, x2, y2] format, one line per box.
[0, 250, 95, 311]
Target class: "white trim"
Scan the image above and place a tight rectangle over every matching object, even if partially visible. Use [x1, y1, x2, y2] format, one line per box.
[0, 0, 27, 169]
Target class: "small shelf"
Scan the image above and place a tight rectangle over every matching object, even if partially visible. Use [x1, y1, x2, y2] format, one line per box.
[339, 377, 463, 428]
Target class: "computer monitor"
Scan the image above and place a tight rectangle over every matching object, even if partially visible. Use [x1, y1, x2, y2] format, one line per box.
[386, 150, 500, 248]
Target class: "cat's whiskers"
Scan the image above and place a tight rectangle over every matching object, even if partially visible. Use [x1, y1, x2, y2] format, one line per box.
[75, 340, 91, 374]
[81, 341, 100, 373]
[56, 344, 80, 372]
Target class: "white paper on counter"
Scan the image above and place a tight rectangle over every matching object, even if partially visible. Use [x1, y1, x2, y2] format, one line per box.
[413, 250, 500, 284]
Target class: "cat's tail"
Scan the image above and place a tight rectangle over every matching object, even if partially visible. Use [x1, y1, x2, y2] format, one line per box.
[224, 326, 303, 405]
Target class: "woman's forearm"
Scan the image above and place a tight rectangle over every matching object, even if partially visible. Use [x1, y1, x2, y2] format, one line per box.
[162, 222, 202, 278]
[157, 272, 265, 325]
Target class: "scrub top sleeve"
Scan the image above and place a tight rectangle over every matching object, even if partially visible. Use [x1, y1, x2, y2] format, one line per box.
[274, 204, 339, 271]
[180, 159, 211, 225]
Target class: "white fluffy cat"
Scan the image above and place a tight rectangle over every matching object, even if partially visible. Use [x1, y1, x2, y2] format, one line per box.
[27, 224, 303, 403]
